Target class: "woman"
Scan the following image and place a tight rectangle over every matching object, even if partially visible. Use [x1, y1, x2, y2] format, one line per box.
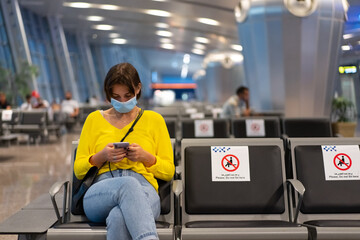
[74, 63, 175, 240]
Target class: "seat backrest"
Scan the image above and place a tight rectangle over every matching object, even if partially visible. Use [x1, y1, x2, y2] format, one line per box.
[68, 140, 174, 224]
[232, 117, 281, 138]
[289, 137, 360, 223]
[153, 107, 180, 118]
[1, 110, 20, 125]
[20, 111, 46, 125]
[165, 118, 177, 138]
[181, 118, 230, 138]
[180, 138, 290, 223]
[282, 118, 332, 137]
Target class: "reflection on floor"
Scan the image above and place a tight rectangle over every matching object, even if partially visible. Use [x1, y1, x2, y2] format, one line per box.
[0, 133, 80, 240]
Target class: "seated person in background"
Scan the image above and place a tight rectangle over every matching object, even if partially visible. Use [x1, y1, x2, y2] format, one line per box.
[61, 91, 79, 118]
[221, 86, 251, 118]
[0, 92, 11, 109]
[74, 62, 175, 240]
[20, 94, 33, 111]
[34, 95, 53, 121]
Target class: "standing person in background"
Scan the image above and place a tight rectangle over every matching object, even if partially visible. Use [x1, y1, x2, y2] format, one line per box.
[61, 91, 79, 119]
[20, 94, 33, 111]
[74, 62, 174, 240]
[221, 86, 251, 118]
[0, 92, 11, 109]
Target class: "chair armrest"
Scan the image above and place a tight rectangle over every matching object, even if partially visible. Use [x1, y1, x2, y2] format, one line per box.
[172, 179, 183, 197]
[286, 179, 305, 223]
[49, 180, 69, 223]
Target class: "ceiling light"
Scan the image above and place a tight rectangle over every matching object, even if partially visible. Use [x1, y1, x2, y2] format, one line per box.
[192, 49, 205, 55]
[197, 18, 219, 26]
[231, 44, 243, 51]
[341, 45, 351, 51]
[145, 9, 172, 17]
[161, 43, 174, 49]
[183, 54, 190, 64]
[193, 43, 206, 50]
[98, 4, 120, 10]
[63, 2, 92, 8]
[195, 37, 209, 44]
[93, 24, 114, 30]
[112, 38, 127, 44]
[86, 16, 104, 21]
[109, 33, 121, 38]
[343, 34, 353, 39]
[159, 38, 171, 43]
[155, 23, 169, 28]
[156, 30, 173, 37]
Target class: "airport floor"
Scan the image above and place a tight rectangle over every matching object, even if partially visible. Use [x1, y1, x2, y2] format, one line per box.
[0, 130, 80, 240]
[1, 121, 360, 240]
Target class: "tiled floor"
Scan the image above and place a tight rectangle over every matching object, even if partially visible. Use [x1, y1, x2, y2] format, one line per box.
[0, 132, 80, 240]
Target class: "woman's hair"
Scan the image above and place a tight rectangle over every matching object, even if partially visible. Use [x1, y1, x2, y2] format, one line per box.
[103, 63, 142, 101]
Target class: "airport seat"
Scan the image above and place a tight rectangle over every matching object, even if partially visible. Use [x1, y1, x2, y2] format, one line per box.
[232, 117, 281, 138]
[282, 117, 333, 138]
[47, 140, 175, 240]
[0, 110, 18, 146]
[177, 138, 308, 240]
[288, 137, 360, 240]
[12, 110, 48, 142]
[165, 117, 177, 139]
[46, 111, 63, 139]
[79, 106, 98, 124]
[181, 118, 230, 138]
[282, 117, 333, 179]
[1, 109, 20, 133]
[0, 191, 64, 239]
[153, 106, 181, 118]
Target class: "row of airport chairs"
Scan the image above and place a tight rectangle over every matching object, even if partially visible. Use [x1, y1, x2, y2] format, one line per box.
[0, 109, 63, 144]
[165, 117, 334, 139]
[2, 137, 360, 239]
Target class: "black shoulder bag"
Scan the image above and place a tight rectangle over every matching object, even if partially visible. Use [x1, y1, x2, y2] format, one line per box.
[72, 109, 144, 215]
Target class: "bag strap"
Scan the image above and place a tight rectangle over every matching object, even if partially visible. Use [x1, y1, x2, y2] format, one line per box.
[120, 108, 144, 142]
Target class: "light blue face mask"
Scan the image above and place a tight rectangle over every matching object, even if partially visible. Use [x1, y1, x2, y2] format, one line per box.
[111, 96, 137, 113]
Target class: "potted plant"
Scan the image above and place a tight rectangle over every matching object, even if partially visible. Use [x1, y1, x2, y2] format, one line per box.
[331, 96, 357, 137]
[0, 60, 38, 106]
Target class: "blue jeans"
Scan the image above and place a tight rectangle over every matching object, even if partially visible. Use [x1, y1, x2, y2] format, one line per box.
[83, 169, 160, 240]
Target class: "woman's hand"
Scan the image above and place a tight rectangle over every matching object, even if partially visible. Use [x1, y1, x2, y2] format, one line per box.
[100, 143, 128, 163]
[127, 143, 156, 167]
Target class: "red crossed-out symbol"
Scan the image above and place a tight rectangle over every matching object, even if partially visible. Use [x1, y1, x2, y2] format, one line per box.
[251, 123, 260, 132]
[199, 123, 209, 133]
[221, 154, 240, 172]
[333, 153, 352, 171]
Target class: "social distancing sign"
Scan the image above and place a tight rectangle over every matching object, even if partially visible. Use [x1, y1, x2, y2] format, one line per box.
[321, 145, 360, 181]
[211, 146, 250, 181]
[195, 119, 214, 137]
[1, 110, 12, 121]
[245, 119, 265, 137]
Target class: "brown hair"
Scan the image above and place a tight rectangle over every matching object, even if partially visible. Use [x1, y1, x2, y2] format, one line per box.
[103, 63, 142, 102]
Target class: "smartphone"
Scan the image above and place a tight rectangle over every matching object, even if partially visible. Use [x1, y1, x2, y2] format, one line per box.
[113, 142, 130, 149]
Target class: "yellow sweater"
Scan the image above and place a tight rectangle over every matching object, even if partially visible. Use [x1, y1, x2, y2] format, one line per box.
[74, 109, 175, 192]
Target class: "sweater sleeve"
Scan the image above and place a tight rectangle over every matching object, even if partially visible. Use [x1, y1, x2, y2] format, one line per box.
[146, 112, 175, 181]
[74, 112, 96, 180]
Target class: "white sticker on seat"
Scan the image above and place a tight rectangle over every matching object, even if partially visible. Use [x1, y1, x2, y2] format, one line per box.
[1, 110, 13, 121]
[321, 145, 360, 180]
[245, 119, 265, 137]
[194, 119, 214, 137]
[211, 146, 250, 182]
